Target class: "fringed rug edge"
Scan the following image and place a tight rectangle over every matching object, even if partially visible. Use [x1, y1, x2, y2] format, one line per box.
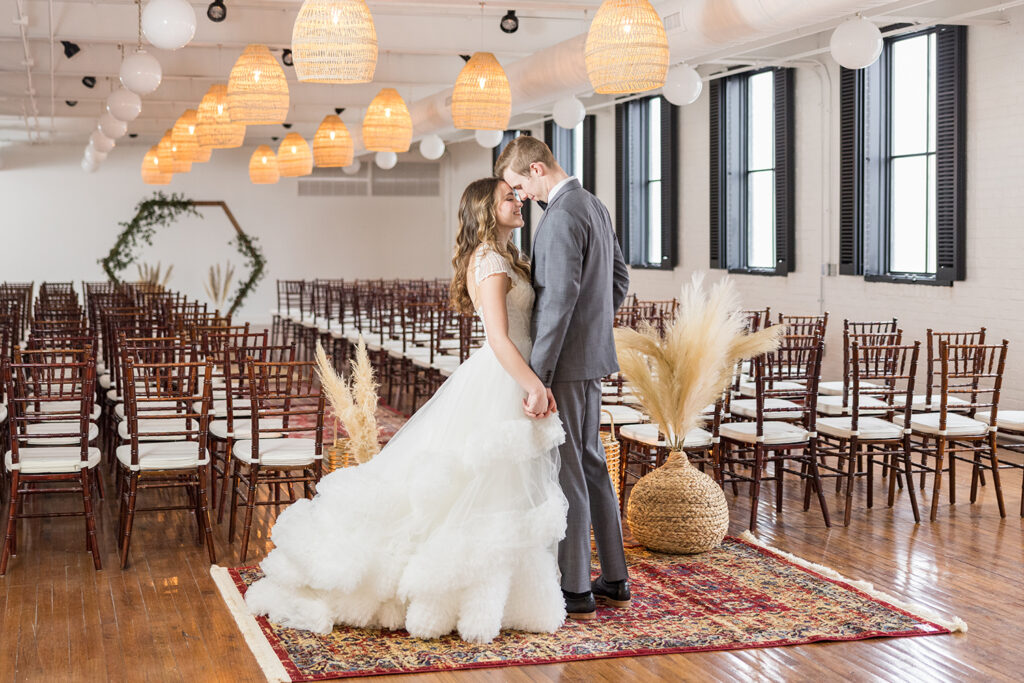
[211, 564, 292, 683]
[736, 531, 968, 634]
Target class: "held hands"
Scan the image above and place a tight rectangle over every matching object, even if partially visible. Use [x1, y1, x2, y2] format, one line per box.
[523, 386, 558, 420]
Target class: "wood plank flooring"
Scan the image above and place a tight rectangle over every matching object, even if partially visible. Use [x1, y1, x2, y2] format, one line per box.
[0, 448, 1021, 682]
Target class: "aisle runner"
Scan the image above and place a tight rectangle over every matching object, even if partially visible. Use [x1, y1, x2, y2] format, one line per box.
[213, 535, 964, 681]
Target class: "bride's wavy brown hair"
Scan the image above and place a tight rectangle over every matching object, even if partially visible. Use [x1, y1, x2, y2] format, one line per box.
[450, 177, 531, 315]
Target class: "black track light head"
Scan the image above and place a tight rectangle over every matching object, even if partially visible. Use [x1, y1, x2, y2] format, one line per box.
[65, 100, 78, 107]
[282, 123, 292, 129]
[128, 133, 138, 138]
[334, 107, 345, 115]
[271, 136, 279, 141]
[459, 54, 472, 63]
[61, 40, 81, 59]
[282, 49, 293, 67]
[207, 0, 226, 22]
[500, 10, 518, 34]
[81, 76, 96, 88]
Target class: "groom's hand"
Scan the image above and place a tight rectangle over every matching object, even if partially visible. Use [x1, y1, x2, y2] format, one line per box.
[524, 386, 549, 419]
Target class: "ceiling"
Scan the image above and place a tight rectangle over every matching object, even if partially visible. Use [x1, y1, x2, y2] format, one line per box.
[0, 0, 1018, 154]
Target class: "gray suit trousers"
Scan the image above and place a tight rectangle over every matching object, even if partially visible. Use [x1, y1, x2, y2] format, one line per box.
[551, 378, 628, 592]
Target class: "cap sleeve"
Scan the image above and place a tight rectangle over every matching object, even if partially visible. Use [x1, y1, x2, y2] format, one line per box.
[474, 247, 512, 285]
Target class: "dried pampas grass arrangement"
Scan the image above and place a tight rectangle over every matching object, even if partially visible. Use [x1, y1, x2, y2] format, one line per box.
[136, 261, 173, 288]
[204, 261, 235, 311]
[614, 273, 783, 451]
[315, 338, 380, 465]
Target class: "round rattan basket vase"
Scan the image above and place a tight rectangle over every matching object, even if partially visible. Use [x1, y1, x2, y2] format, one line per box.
[627, 450, 729, 554]
[325, 437, 354, 473]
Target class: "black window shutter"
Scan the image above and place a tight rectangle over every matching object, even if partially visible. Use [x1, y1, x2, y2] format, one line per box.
[773, 68, 795, 275]
[543, 120, 554, 151]
[934, 25, 967, 283]
[660, 98, 679, 268]
[838, 66, 863, 275]
[582, 114, 596, 194]
[709, 79, 724, 269]
[614, 103, 628, 251]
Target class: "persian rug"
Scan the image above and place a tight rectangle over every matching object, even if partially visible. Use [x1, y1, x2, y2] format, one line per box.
[212, 533, 964, 682]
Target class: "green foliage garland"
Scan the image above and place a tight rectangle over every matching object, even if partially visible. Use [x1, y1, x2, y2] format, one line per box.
[99, 191, 268, 316]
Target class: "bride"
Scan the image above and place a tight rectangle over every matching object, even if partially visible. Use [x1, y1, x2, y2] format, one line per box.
[245, 177, 570, 644]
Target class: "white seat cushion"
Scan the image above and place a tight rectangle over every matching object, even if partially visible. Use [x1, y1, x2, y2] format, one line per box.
[35, 400, 101, 421]
[738, 380, 805, 398]
[191, 399, 251, 418]
[977, 410, 1024, 433]
[115, 400, 184, 420]
[816, 395, 891, 416]
[818, 416, 905, 441]
[5, 446, 101, 473]
[23, 421, 99, 445]
[106, 389, 122, 402]
[818, 380, 882, 396]
[719, 421, 811, 445]
[909, 412, 990, 437]
[893, 394, 970, 412]
[98, 374, 113, 390]
[232, 438, 319, 466]
[431, 357, 461, 371]
[118, 418, 193, 442]
[209, 418, 284, 440]
[730, 398, 802, 420]
[619, 423, 712, 449]
[115, 441, 209, 471]
[599, 405, 645, 426]
[0, 404, 6, 423]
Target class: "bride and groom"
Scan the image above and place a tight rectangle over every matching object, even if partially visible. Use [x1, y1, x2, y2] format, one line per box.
[245, 136, 632, 644]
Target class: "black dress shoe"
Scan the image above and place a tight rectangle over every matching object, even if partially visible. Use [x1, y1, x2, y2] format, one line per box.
[591, 575, 631, 608]
[562, 589, 596, 620]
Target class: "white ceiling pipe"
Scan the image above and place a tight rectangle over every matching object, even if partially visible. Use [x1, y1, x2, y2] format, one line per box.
[408, 0, 899, 139]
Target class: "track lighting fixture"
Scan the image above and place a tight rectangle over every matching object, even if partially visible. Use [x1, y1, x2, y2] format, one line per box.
[282, 123, 292, 129]
[459, 54, 471, 63]
[81, 76, 96, 88]
[206, 0, 226, 22]
[65, 100, 78, 107]
[282, 48, 293, 67]
[334, 107, 345, 115]
[500, 10, 518, 34]
[61, 40, 81, 59]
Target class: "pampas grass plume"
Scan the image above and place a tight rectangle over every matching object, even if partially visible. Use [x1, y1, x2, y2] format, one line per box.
[314, 339, 380, 464]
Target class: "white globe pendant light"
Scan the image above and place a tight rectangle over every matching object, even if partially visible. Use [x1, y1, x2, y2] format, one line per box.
[662, 64, 703, 106]
[375, 150, 397, 169]
[475, 129, 503, 149]
[90, 130, 116, 153]
[552, 95, 585, 130]
[342, 158, 362, 175]
[830, 16, 883, 70]
[107, 87, 143, 122]
[99, 112, 128, 139]
[142, 0, 197, 51]
[419, 134, 445, 161]
[120, 49, 162, 95]
[82, 155, 99, 173]
[84, 144, 108, 163]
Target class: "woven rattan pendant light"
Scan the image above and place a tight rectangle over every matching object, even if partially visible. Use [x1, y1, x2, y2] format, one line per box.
[192, 145, 212, 163]
[313, 114, 353, 167]
[584, 0, 669, 94]
[362, 88, 412, 152]
[141, 145, 172, 184]
[277, 133, 313, 177]
[291, 0, 378, 83]
[451, 52, 511, 130]
[228, 44, 290, 124]
[197, 84, 246, 148]
[158, 130, 191, 173]
[171, 109, 199, 162]
[249, 145, 280, 184]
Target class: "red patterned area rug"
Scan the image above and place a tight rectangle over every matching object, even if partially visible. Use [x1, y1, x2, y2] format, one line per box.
[211, 534, 964, 682]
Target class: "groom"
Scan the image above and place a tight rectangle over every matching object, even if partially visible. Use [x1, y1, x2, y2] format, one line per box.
[495, 136, 631, 620]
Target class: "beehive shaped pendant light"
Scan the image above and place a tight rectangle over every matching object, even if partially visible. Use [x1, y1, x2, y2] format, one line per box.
[197, 84, 246, 148]
[451, 52, 511, 130]
[362, 87, 412, 152]
[171, 109, 199, 162]
[313, 114, 353, 167]
[158, 129, 191, 173]
[249, 144, 280, 183]
[228, 44, 290, 124]
[291, 0, 378, 83]
[584, 0, 669, 94]
[277, 133, 313, 177]
[141, 145, 172, 184]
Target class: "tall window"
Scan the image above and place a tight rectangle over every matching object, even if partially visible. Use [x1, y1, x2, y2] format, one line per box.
[709, 67, 795, 275]
[839, 25, 966, 284]
[615, 96, 678, 269]
[544, 115, 596, 193]
[493, 129, 533, 254]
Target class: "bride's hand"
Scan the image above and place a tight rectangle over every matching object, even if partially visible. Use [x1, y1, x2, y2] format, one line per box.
[523, 385, 549, 419]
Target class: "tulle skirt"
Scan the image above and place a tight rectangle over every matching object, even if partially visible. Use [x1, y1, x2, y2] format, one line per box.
[244, 343, 568, 644]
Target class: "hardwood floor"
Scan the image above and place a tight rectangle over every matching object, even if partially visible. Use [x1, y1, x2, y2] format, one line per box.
[0, 448, 1021, 682]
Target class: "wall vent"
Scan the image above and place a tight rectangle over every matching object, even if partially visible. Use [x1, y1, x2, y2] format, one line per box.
[298, 161, 440, 197]
[664, 11, 683, 33]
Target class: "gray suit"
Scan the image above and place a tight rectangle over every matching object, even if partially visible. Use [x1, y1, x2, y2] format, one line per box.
[530, 178, 629, 593]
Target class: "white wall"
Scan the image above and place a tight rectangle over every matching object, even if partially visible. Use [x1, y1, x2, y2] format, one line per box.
[0, 144, 451, 323]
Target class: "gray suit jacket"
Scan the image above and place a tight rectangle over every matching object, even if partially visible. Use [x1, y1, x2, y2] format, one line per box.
[530, 178, 629, 385]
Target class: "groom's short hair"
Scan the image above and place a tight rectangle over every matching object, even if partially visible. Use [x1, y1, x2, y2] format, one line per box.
[494, 135, 558, 178]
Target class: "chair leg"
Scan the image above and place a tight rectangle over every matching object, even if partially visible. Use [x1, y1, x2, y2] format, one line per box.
[81, 468, 102, 570]
[748, 445, 764, 532]
[901, 437, 921, 523]
[843, 439, 858, 527]
[227, 460, 241, 542]
[119, 472, 140, 569]
[217, 444, 233, 524]
[929, 438, 946, 522]
[198, 465, 216, 563]
[0, 472, 20, 575]
[986, 435, 1006, 518]
[949, 443, 957, 506]
[239, 464, 260, 563]
[805, 441, 831, 528]
[866, 447, 875, 510]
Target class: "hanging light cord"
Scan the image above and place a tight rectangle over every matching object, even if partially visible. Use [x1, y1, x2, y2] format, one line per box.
[136, 0, 142, 50]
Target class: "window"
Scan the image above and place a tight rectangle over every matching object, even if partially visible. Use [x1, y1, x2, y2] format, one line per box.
[839, 25, 966, 284]
[615, 96, 678, 269]
[709, 67, 795, 275]
[544, 115, 596, 193]
[493, 129, 533, 254]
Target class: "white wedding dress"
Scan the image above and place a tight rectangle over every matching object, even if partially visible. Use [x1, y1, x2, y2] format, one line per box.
[245, 246, 569, 644]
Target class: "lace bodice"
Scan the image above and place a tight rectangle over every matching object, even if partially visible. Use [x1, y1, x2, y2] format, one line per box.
[473, 246, 534, 356]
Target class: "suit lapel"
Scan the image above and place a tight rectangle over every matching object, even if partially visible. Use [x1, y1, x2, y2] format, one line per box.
[532, 178, 582, 253]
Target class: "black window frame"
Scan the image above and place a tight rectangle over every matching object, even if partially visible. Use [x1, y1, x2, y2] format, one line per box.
[839, 24, 966, 285]
[544, 115, 596, 194]
[493, 129, 533, 256]
[709, 66, 795, 276]
[615, 95, 678, 270]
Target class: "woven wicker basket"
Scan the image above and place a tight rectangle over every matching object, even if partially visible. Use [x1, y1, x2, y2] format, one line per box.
[325, 437, 354, 473]
[600, 410, 622, 505]
[626, 450, 728, 554]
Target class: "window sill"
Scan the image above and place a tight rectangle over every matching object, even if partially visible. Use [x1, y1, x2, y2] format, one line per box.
[863, 274, 952, 287]
[629, 262, 676, 271]
[728, 267, 788, 277]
